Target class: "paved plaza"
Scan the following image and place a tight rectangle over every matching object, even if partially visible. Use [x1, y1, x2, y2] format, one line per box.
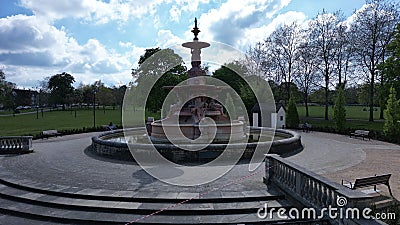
[0, 130, 399, 224]
[1, 130, 398, 199]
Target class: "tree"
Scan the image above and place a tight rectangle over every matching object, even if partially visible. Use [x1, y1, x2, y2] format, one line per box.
[379, 23, 400, 100]
[333, 87, 346, 132]
[264, 22, 303, 102]
[350, 0, 399, 122]
[294, 41, 321, 117]
[308, 10, 341, 120]
[0, 70, 16, 110]
[132, 48, 187, 113]
[48, 72, 75, 110]
[383, 87, 400, 143]
[212, 61, 248, 95]
[333, 17, 353, 89]
[286, 96, 299, 128]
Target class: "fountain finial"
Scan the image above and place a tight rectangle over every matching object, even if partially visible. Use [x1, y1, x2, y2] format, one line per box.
[191, 17, 200, 41]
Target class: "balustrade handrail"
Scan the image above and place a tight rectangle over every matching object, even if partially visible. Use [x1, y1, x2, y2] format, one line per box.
[0, 136, 33, 153]
[265, 154, 383, 225]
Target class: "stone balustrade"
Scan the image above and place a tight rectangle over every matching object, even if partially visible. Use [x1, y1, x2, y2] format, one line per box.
[0, 136, 33, 153]
[265, 154, 385, 225]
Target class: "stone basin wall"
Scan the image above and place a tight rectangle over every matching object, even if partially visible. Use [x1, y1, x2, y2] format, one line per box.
[91, 127, 302, 162]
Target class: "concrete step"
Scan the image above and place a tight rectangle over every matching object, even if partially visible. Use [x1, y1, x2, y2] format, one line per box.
[0, 197, 302, 224]
[0, 177, 284, 203]
[0, 182, 292, 215]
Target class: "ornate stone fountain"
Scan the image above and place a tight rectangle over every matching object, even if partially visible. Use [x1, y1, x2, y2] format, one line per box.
[149, 18, 246, 144]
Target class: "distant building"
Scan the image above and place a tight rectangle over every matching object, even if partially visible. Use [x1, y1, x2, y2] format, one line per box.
[12, 89, 39, 108]
[251, 103, 286, 129]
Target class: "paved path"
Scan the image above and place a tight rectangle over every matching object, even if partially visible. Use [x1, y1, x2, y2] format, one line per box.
[287, 131, 400, 200]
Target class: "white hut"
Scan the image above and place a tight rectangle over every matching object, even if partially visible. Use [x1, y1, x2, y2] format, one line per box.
[251, 103, 286, 129]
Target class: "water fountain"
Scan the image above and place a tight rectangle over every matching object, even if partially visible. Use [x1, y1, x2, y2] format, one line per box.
[91, 19, 302, 163]
[149, 18, 246, 144]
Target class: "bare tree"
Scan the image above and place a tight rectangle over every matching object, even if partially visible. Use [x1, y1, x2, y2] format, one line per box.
[245, 42, 269, 79]
[294, 41, 321, 118]
[264, 22, 304, 102]
[333, 17, 353, 89]
[350, 0, 399, 122]
[308, 10, 341, 120]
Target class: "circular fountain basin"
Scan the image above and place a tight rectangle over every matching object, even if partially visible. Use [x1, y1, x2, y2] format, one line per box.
[91, 127, 302, 162]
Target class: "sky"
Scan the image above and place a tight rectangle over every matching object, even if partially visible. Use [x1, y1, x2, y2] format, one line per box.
[0, 0, 366, 89]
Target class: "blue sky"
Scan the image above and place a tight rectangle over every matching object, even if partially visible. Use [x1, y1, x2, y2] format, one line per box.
[0, 0, 365, 88]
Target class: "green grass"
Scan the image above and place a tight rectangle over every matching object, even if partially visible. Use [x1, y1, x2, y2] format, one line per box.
[0, 108, 144, 136]
[297, 105, 382, 120]
[0, 105, 386, 136]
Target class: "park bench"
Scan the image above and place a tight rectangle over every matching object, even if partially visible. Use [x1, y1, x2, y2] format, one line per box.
[0, 136, 33, 153]
[342, 174, 393, 196]
[298, 123, 312, 132]
[42, 130, 61, 139]
[349, 130, 370, 140]
[101, 124, 117, 131]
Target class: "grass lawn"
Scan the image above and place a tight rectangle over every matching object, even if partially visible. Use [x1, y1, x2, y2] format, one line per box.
[297, 105, 384, 132]
[0, 105, 386, 136]
[0, 108, 144, 136]
[297, 105, 382, 120]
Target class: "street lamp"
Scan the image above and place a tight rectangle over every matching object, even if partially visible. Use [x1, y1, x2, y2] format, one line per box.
[34, 88, 39, 119]
[11, 90, 16, 117]
[93, 88, 96, 128]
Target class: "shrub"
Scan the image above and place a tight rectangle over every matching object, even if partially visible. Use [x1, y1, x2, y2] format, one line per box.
[383, 87, 400, 143]
[333, 87, 346, 133]
[286, 96, 299, 128]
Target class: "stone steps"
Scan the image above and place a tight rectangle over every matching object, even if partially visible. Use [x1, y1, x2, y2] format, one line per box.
[0, 176, 304, 224]
[0, 182, 292, 214]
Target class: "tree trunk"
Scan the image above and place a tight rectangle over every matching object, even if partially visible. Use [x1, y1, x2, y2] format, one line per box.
[325, 75, 329, 121]
[304, 92, 309, 118]
[379, 76, 384, 119]
[286, 82, 291, 103]
[369, 72, 375, 122]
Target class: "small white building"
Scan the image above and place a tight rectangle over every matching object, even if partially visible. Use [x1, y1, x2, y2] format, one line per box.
[251, 103, 286, 129]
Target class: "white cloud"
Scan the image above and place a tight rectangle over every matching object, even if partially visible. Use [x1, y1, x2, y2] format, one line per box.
[196, 0, 294, 48]
[0, 14, 134, 87]
[156, 30, 185, 48]
[19, 0, 211, 25]
[19, 0, 166, 24]
[169, 5, 181, 22]
[240, 11, 307, 47]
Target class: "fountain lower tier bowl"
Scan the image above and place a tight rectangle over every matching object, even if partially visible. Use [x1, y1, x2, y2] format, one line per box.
[149, 120, 247, 144]
[91, 127, 303, 163]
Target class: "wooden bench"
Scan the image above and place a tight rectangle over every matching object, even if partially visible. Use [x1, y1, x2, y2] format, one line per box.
[0, 136, 33, 153]
[101, 125, 116, 131]
[342, 174, 393, 196]
[299, 123, 312, 132]
[42, 130, 61, 139]
[350, 130, 370, 140]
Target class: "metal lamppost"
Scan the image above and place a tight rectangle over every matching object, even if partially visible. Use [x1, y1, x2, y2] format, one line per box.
[35, 88, 39, 119]
[93, 88, 96, 128]
[11, 90, 16, 117]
